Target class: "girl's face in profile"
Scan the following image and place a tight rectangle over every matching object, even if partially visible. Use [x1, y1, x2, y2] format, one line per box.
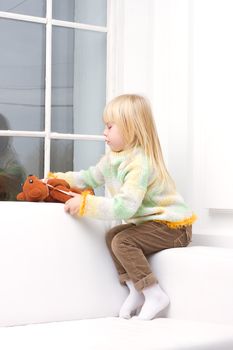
[103, 122, 125, 152]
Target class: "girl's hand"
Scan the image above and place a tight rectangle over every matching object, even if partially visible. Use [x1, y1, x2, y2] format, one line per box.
[64, 194, 82, 216]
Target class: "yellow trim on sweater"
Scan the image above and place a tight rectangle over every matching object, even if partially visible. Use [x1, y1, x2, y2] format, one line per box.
[154, 213, 197, 229]
[79, 191, 89, 216]
[47, 172, 57, 178]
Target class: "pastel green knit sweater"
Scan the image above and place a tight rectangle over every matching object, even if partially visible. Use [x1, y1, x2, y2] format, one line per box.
[50, 147, 196, 227]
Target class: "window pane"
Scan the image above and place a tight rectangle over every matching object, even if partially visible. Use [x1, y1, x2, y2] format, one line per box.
[50, 139, 74, 173]
[50, 139, 105, 171]
[51, 26, 74, 134]
[52, 27, 106, 135]
[0, 19, 45, 131]
[0, 134, 44, 201]
[0, 0, 46, 17]
[53, 0, 107, 27]
[13, 137, 44, 177]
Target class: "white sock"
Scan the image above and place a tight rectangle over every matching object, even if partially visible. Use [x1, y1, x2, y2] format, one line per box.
[119, 280, 145, 319]
[135, 283, 169, 321]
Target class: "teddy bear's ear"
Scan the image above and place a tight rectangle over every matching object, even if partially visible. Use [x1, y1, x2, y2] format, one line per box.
[16, 192, 26, 201]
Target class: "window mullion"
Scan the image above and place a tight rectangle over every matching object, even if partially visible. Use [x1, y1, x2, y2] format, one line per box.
[50, 132, 104, 141]
[0, 130, 45, 137]
[44, 0, 52, 177]
[0, 11, 46, 24]
[51, 19, 107, 32]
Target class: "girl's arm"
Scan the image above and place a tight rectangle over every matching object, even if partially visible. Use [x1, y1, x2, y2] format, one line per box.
[70, 160, 150, 220]
[48, 155, 107, 189]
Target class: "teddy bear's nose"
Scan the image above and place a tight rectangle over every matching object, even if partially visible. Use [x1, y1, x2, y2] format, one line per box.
[29, 179, 33, 184]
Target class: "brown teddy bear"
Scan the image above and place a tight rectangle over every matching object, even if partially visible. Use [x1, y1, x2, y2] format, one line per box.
[16, 175, 94, 203]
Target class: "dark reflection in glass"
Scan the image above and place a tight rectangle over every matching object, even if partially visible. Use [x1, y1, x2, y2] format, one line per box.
[0, 114, 26, 201]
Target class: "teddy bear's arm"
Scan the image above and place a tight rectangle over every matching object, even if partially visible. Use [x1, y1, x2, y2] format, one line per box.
[16, 192, 26, 201]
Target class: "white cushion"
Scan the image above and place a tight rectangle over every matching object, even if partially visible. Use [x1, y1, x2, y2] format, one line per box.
[0, 202, 127, 326]
[0, 317, 233, 350]
[149, 246, 233, 324]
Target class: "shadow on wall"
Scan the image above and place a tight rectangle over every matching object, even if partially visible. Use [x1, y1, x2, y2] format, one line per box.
[0, 113, 26, 201]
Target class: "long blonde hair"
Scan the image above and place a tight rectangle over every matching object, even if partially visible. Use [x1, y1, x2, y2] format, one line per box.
[103, 94, 176, 192]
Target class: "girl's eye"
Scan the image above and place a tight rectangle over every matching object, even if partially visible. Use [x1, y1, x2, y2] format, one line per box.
[107, 125, 112, 130]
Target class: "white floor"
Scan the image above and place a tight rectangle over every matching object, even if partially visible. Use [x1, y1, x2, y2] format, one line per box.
[0, 317, 233, 350]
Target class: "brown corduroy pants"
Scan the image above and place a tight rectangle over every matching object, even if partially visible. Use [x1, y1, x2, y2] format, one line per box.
[105, 221, 192, 291]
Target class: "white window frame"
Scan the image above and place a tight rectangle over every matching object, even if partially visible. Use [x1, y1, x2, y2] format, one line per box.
[0, 0, 121, 177]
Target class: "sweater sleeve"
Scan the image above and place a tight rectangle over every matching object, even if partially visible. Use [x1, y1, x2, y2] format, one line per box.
[78, 157, 150, 220]
[48, 155, 107, 189]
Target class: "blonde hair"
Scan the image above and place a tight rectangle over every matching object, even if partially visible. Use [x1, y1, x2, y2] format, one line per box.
[103, 94, 176, 192]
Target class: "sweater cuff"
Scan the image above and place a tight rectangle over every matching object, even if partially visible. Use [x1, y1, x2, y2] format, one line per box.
[78, 191, 91, 216]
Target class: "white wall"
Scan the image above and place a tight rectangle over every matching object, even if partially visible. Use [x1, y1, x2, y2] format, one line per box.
[114, 0, 233, 243]
[191, 0, 233, 237]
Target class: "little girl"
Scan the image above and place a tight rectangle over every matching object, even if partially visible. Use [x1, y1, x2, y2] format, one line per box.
[49, 94, 196, 320]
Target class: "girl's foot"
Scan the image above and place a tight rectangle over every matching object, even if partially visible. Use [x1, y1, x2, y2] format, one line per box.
[135, 283, 169, 320]
[119, 280, 145, 319]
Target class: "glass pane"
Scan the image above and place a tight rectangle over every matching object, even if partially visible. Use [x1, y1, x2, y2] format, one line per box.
[51, 26, 74, 134]
[13, 137, 44, 178]
[50, 139, 74, 173]
[0, 19, 46, 131]
[50, 139, 105, 172]
[0, 134, 44, 201]
[53, 0, 107, 27]
[51, 139, 105, 195]
[0, 0, 46, 17]
[51, 27, 106, 135]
